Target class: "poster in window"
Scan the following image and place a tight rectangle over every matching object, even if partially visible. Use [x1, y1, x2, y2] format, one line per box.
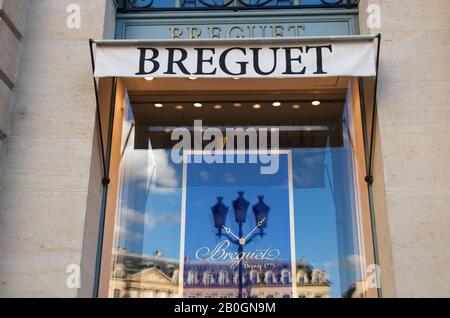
[179, 150, 297, 298]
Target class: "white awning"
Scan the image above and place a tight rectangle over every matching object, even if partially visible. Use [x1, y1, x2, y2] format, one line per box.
[92, 36, 377, 79]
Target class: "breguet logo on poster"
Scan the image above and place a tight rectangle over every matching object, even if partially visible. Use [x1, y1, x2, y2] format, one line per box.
[195, 240, 281, 269]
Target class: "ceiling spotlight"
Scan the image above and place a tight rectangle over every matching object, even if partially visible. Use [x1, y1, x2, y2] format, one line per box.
[188, 76, 198, 80]
[175, 105, 183, 110]
[252, 104, 262, 110]
[154, 103, 163, 108]
[144, 77, 154, 81]
[292, 104, 301, 110]
[233, 103, 242, 108]
[272, 102, 282, 107]
[233, 77, 240, 80]
[194, 103, 203, 108]
[213, 104, 222, 110]
[312, 100, 321, 106]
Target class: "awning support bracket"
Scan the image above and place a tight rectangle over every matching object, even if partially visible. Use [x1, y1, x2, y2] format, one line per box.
[360, 33, 382, 298]
[365, 33, 382, 186]
[89, 38, 118, 298]
[89, 39, 108, 184]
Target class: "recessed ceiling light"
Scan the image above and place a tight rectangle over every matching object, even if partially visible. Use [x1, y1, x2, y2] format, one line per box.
[188, 76, 198, 80]
[292, 104, 301, 110]
[154, 103, 163, 108]
[144, 77, 154, 81]
[175, 105, 183, 110]
[252, 104, 262, 110]
[194, 103, 203, 108]
[233, 103, 242, 108]
[312, 100, 321, 106]
[233, 77, 240, 80]
[213, 104, 222, 110]
[272, 102, 282, 107]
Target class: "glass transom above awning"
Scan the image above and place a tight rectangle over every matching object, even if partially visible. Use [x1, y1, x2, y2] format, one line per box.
[92, 36, 377, 79]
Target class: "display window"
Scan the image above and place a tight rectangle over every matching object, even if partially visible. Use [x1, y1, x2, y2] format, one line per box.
[95, 76, 375, 298]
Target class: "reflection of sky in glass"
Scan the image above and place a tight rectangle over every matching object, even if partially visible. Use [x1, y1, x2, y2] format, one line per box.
[293, 148, 341, 297]
[115, 85, 363, 298]
[116, 145, 361, 297]
[184, 153, 292, 261]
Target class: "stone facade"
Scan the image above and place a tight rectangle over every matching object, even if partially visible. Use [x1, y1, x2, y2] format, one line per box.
[359, 0, 450, 298]
[0, 0, 116, 297]
[0, 0, 27, 294]
[0, 0, 26, 178]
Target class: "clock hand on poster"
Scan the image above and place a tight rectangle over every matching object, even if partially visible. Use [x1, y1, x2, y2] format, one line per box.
[221, 225, 240, 241]
[243, 218, 266, 245]
[222, 218, 265, 245]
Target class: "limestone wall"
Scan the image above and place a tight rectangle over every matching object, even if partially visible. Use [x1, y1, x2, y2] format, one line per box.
[0, 0, 115, 297]
[359, 0, 450, 297]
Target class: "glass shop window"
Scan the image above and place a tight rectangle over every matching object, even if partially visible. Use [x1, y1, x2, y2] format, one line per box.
[103, 80, 374, 298]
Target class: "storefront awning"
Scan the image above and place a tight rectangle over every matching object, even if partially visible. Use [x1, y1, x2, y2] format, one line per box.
[91, 36, 378, 79]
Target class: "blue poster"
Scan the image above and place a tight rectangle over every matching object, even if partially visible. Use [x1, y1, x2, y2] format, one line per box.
[179, 151, 296, 298]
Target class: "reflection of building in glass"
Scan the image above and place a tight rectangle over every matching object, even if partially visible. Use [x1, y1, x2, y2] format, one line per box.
[110, 248, 330, 298]
[295, 257, 330, 298]
[110, 247, 180, 298]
